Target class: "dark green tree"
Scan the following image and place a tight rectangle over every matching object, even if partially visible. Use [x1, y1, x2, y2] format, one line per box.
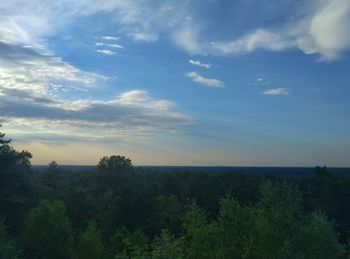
[0, 222, 20, 259]
[181, 183, 345, 259]
[42, 161, 62, 188]
[182, 203, 219, 259]
[109, 227, 149, 259]
[22, 200, 73, 259]
[75, 221, 103, 259]
[0, 125, 11, 146]
[0, 126, 33, 234]
[93, 189, 121, 237]
[97, 155, 133, 172]
[150, 195, 185, 235]
[48, 161, 60, 172]
[151, 230, 185, 259]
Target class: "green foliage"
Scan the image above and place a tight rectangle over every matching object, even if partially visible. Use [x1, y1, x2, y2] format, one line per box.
[181, 183, 345, 259]
[151, 195, 185, 235]
[0, 143, 32, 172]
[42, 161, 62, 188]
[48, 161, 60, 172]
[151, 230, 185, 259]
[97, 155, 133, 172]
[110, 227, 150, 259]
[22, 200, 73, 259]
[299, 212, 345, 259]
[93, 189, 121, 236]
[0, 133, 348, 259]
[0, 125, 31, 171]
[216, 195, 255, 258]
[0, 127, 33, 235]
[0, 125, 11, 146]
[75, 221, 103, 259]
[182, 203, 219, 259]
[252, 182, 303, 258]
[0, 223, 19, 259]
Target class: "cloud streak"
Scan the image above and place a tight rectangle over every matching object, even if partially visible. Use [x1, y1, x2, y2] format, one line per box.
[0, 89, 193, 139]
[102, 36, 120, 41]
[189, 59, 211, 69]
[262, 88, 289, 96]
[186, 72, 223, 88]
[96, 49, 116, 55]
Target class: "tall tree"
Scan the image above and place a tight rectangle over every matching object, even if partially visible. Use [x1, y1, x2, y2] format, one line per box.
[0, 125, 11, 146]
[75, 221, 103, 259]
[0, 125, 33, 234]
[22, 200, 73, 259]
[97, 155, 133, 172]
[0, 222, 19, 259]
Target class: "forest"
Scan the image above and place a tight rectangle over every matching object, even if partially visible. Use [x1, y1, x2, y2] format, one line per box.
[1, 126, 350, 259]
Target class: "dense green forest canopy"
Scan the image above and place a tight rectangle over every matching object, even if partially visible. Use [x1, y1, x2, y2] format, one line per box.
[1, 126, 350, 258]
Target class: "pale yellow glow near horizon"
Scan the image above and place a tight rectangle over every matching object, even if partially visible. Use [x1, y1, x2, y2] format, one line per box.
[12, 141, 248, 166]
[10, 138, 350, 167]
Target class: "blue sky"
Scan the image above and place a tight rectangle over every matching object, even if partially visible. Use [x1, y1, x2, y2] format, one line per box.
[0, 0, 349, 166]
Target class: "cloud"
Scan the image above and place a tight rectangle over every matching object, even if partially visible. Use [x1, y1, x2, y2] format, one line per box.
[0, 0, 191, 48]
[262, 88, 289, 96]
[128, 32, 158, 42]
[96, 49, 116, 55]
[2, 0, 350, 61]
[108, 43, 124, 49]
[186, 72, 223, 88]
[171, 0, 350, 61]
[95, 42, 124, 49]
[0, 89, 193, 138]
[102, 36, 120, 41]
[0, 42, 105, 94]
[213, 29, 295, 54]
[173, 25, 203, 54]
[299, 0, 350, 60]
[189, 59, 211, 69]
[0, 0, 193, 144]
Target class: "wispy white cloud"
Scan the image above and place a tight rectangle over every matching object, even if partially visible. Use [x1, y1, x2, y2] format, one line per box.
[96, 49, 116, 55]
[172, 0, 350, 61]
[173, 25, 203, 54]
[262, 88, 289, 96]
[128, 32, 158, 42]
[0, 42, 105, 94]
[2, 0, 350, 61]
[0, 89, 193, 138]
[213, 29, 295, 54]
[186, 72, 223, 88]
[95, 42, 124, 49]
[102, 35, 120, 41]
[189, 59, 211, 69]
[108, 43, 124, 49]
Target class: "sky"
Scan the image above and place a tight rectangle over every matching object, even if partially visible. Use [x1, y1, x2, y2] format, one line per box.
[0, 0, 350, 166]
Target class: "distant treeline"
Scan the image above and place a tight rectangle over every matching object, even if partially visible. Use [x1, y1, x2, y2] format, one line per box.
[1, 126, 350, 258]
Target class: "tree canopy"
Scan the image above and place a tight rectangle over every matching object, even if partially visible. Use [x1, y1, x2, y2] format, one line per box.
[97, 155, 133, 172]
[0, 127, 349, 258]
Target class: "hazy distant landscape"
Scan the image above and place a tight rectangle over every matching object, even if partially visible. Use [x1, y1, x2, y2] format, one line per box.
[1, 127, 350, 258]
[32, 165, 350, 177]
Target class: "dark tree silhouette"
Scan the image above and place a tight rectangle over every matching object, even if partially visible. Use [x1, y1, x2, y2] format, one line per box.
[97, 155, 133, 172]
[0, 125, 11, 146]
